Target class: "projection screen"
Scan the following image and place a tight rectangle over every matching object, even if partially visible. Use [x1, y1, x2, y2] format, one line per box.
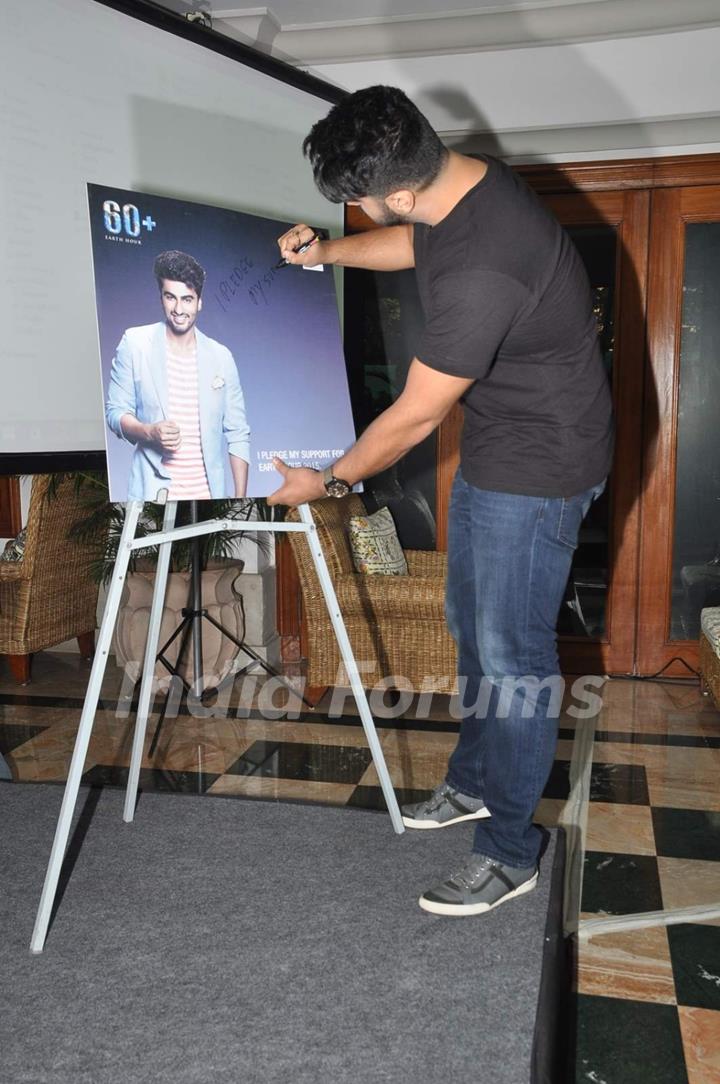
[0, 0, 345, 470]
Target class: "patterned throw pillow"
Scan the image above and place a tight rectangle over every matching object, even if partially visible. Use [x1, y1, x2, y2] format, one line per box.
[348, 507, 408, 576]
[701, 607, 720, 655]
[1, 527, 26, 563]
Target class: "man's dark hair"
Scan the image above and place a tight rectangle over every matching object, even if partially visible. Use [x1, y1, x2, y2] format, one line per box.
[153, 250, 206, 297]
[303, 85, 448, 203]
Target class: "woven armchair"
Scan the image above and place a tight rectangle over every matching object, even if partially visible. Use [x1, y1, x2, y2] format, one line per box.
[0, 475, 99, 684]
[286, 496, 457, 695]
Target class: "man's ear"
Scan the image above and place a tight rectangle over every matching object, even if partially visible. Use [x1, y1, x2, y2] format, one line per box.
[385, 189, 416, 216]
[198, 297, 203, 312]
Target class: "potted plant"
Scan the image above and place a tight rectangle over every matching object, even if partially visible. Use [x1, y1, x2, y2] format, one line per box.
[53, 472, 273, 685]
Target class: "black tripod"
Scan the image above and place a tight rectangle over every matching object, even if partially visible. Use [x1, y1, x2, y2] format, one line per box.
[147, 500, 299, 754]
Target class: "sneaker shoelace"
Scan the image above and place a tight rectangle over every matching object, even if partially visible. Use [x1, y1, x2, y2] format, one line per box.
[421, 783, 454, 814]
[449, 857, 494, 889]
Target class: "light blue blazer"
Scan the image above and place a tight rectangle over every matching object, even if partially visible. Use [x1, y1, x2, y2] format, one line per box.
[105, 323, 251, 501]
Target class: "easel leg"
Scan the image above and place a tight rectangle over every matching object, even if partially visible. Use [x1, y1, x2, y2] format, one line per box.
[30, 501, 143, 954]
[189, 500, 204, 696]
[123, 501, 177, 823]
[298, 504, 404, 835]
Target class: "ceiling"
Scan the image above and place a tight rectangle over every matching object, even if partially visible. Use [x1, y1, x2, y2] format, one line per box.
[155, 1, 720, 65]
[210, 0, 603, 26]
[146, 2, 720, 162]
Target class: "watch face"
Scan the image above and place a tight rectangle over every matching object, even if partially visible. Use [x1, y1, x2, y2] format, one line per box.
[326, 476, 350, 498]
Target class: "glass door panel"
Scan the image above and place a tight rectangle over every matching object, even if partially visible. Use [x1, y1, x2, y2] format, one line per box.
[540, 188, 648, 674]
[344, 267, 436, 550]
[556, 225, 616, 641]
[670, 222, 720, 639]
[639, 185, 720, 675]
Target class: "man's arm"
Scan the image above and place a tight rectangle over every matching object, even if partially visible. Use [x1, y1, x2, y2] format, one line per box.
[267, 359, 472, 507]
[222, 350, 251, 464]
[105, 332, 138, 442]
[230, 454, 248, 498]
[277, 223, 414, 272]
[221, 348, 250, 497]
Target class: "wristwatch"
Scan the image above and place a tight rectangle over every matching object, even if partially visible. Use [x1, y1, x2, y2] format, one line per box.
[322, 465, 351, 498]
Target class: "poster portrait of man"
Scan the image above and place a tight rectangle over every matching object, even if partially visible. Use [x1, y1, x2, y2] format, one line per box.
[88, 184, 355, 503]
[105, 250, 251, 501]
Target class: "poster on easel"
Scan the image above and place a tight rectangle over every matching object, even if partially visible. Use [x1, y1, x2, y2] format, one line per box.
[87, 184, 356, 502]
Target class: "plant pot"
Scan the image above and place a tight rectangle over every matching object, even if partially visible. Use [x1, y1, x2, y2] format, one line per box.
[114, 561, 246, 685]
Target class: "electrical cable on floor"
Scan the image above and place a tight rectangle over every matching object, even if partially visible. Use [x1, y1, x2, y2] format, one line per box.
[607, 656, 700, 684]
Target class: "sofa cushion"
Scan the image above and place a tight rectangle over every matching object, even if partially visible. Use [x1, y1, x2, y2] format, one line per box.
[1, 527, 26, 563]
[700, 607, 720, 655]
[348, 507, 408, 576]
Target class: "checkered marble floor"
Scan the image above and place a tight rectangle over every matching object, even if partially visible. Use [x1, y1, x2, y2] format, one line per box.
[572, 681, 720, 1084]
[1, 655, 719, 1083]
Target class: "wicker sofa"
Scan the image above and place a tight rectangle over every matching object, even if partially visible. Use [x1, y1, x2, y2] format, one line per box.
[699, 607, 720, 709]
[286, 495, 457, 695]
[0, 475, 99, 684]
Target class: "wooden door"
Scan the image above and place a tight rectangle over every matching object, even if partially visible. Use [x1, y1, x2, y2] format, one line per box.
[638, 186, 720, 675]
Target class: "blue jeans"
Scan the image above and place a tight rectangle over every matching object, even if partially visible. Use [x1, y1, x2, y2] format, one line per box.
[444, 470, 605, 867]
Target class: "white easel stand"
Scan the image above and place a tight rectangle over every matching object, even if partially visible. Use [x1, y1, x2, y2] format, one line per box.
[30, 501, 404, 954]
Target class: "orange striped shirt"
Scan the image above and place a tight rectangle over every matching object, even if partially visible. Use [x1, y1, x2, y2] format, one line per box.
[161, 343, 211, 499]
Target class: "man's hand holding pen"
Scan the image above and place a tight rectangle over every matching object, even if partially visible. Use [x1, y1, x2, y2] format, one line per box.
[276, 225, 330, 268]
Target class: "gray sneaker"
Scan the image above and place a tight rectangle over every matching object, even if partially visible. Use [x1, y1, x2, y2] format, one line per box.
[419, 853, 538, 916]
[401, 782, 490, 830]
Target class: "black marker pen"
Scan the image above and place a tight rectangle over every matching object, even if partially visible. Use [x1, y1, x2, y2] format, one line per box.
[274, 232, 322, 269]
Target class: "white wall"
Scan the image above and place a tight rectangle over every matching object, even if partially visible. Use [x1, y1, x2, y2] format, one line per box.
[311, 27, 720, 161]
[0, 0, 343, 458]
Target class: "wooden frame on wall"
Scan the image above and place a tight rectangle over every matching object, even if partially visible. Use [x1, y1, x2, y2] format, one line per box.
[0, 477, 22, 540]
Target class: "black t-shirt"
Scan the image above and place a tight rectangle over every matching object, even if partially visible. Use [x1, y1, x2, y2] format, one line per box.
[413, 155, 614, 498]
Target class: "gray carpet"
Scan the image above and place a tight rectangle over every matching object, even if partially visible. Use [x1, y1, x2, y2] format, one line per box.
[1, 784, 560, 1084]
